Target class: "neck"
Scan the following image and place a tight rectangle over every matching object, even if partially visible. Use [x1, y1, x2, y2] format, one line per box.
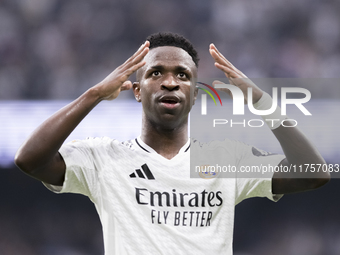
[140, 118, 189, 160]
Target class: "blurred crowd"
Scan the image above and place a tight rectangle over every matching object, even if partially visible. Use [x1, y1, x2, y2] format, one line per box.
[0, 0, 340, 100]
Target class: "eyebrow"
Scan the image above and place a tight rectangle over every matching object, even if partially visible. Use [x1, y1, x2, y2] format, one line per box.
[148, 65, 191, 72]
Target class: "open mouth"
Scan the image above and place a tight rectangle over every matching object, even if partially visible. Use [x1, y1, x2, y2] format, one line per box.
[159, 96, 180, 109]
[161, 99, 178, 104]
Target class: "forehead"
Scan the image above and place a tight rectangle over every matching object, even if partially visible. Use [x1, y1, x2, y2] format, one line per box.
[144, 46, 196, 71]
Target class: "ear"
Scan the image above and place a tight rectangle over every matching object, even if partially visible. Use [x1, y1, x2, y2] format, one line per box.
[133, 82, 141, 102]
[191, 84, 199, 106]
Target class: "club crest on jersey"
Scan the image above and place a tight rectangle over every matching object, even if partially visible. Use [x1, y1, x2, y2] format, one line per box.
[197, 165, 220, 179]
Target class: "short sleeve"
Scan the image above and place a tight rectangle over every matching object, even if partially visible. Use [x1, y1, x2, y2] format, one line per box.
[234, 142, 285, 205]
[43, 138, 102, 202]
[235, 177, 283, 205]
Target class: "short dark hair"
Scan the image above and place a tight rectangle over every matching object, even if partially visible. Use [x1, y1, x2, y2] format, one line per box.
[146, 32, 199, 67]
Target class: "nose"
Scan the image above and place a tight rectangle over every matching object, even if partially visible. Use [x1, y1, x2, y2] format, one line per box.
[161, 74, 179, 91]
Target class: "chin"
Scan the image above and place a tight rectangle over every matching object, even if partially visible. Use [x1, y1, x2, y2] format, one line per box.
[158, 114, 188, 130]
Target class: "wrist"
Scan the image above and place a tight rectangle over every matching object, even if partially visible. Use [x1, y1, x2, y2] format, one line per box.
[252, 90, 264, 104]
[86, 86, 105, 104]
[253, 92, 287, 130]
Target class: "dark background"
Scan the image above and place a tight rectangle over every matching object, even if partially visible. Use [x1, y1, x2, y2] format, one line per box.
[3, 166, 339, 255]
[1, 0, 340, 254]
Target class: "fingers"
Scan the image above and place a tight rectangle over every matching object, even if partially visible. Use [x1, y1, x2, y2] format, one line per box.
[210, 44, 233, 66]
[209, 43, 246, 79]
[209, 44, 234, 72]
[212, 79, 226, 88]
[96, 42, 150, 101]
[120, 42, 149, 79]
[134, 40, 150, 57]
[214, 62, 240, 79]
[120, 80, 133, 91]
[131, 47, 149, 67]
[124, 58, 147, 78]
[124, 41, 150, 66]
[212, 80, 233, 98]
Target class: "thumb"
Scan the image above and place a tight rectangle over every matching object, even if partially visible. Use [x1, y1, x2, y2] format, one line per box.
[120, 80, 133, 91]
[213, 80, 233, 99]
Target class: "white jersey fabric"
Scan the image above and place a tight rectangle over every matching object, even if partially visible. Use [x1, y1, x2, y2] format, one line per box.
[44, 137, 285, 255]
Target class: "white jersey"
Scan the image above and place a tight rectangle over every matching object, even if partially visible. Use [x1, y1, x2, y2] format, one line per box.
[44, 137, 285, 255]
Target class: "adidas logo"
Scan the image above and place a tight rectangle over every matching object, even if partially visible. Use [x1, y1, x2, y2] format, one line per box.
[129, 164, 155, 180]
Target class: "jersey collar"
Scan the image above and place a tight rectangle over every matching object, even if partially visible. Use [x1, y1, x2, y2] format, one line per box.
[135, 136, 190, 155]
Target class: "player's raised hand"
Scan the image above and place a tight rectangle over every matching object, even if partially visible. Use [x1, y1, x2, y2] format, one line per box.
[209, 43, 263, 104]
[94, 41, 150, 101]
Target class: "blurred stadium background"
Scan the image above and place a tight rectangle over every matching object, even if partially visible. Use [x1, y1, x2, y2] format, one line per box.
[1, 0, 340, 254]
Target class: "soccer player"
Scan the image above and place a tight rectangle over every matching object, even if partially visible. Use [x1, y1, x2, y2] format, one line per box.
[15, 32, 330, 254]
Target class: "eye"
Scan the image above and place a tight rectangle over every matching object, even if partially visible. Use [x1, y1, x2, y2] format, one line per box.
[152, 71, 161, 77]
[177, 72, 187, 79]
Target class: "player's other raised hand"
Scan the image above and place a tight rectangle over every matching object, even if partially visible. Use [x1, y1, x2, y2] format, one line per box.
[93, 41, 150, 101]
[209, 43, 263, 104]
